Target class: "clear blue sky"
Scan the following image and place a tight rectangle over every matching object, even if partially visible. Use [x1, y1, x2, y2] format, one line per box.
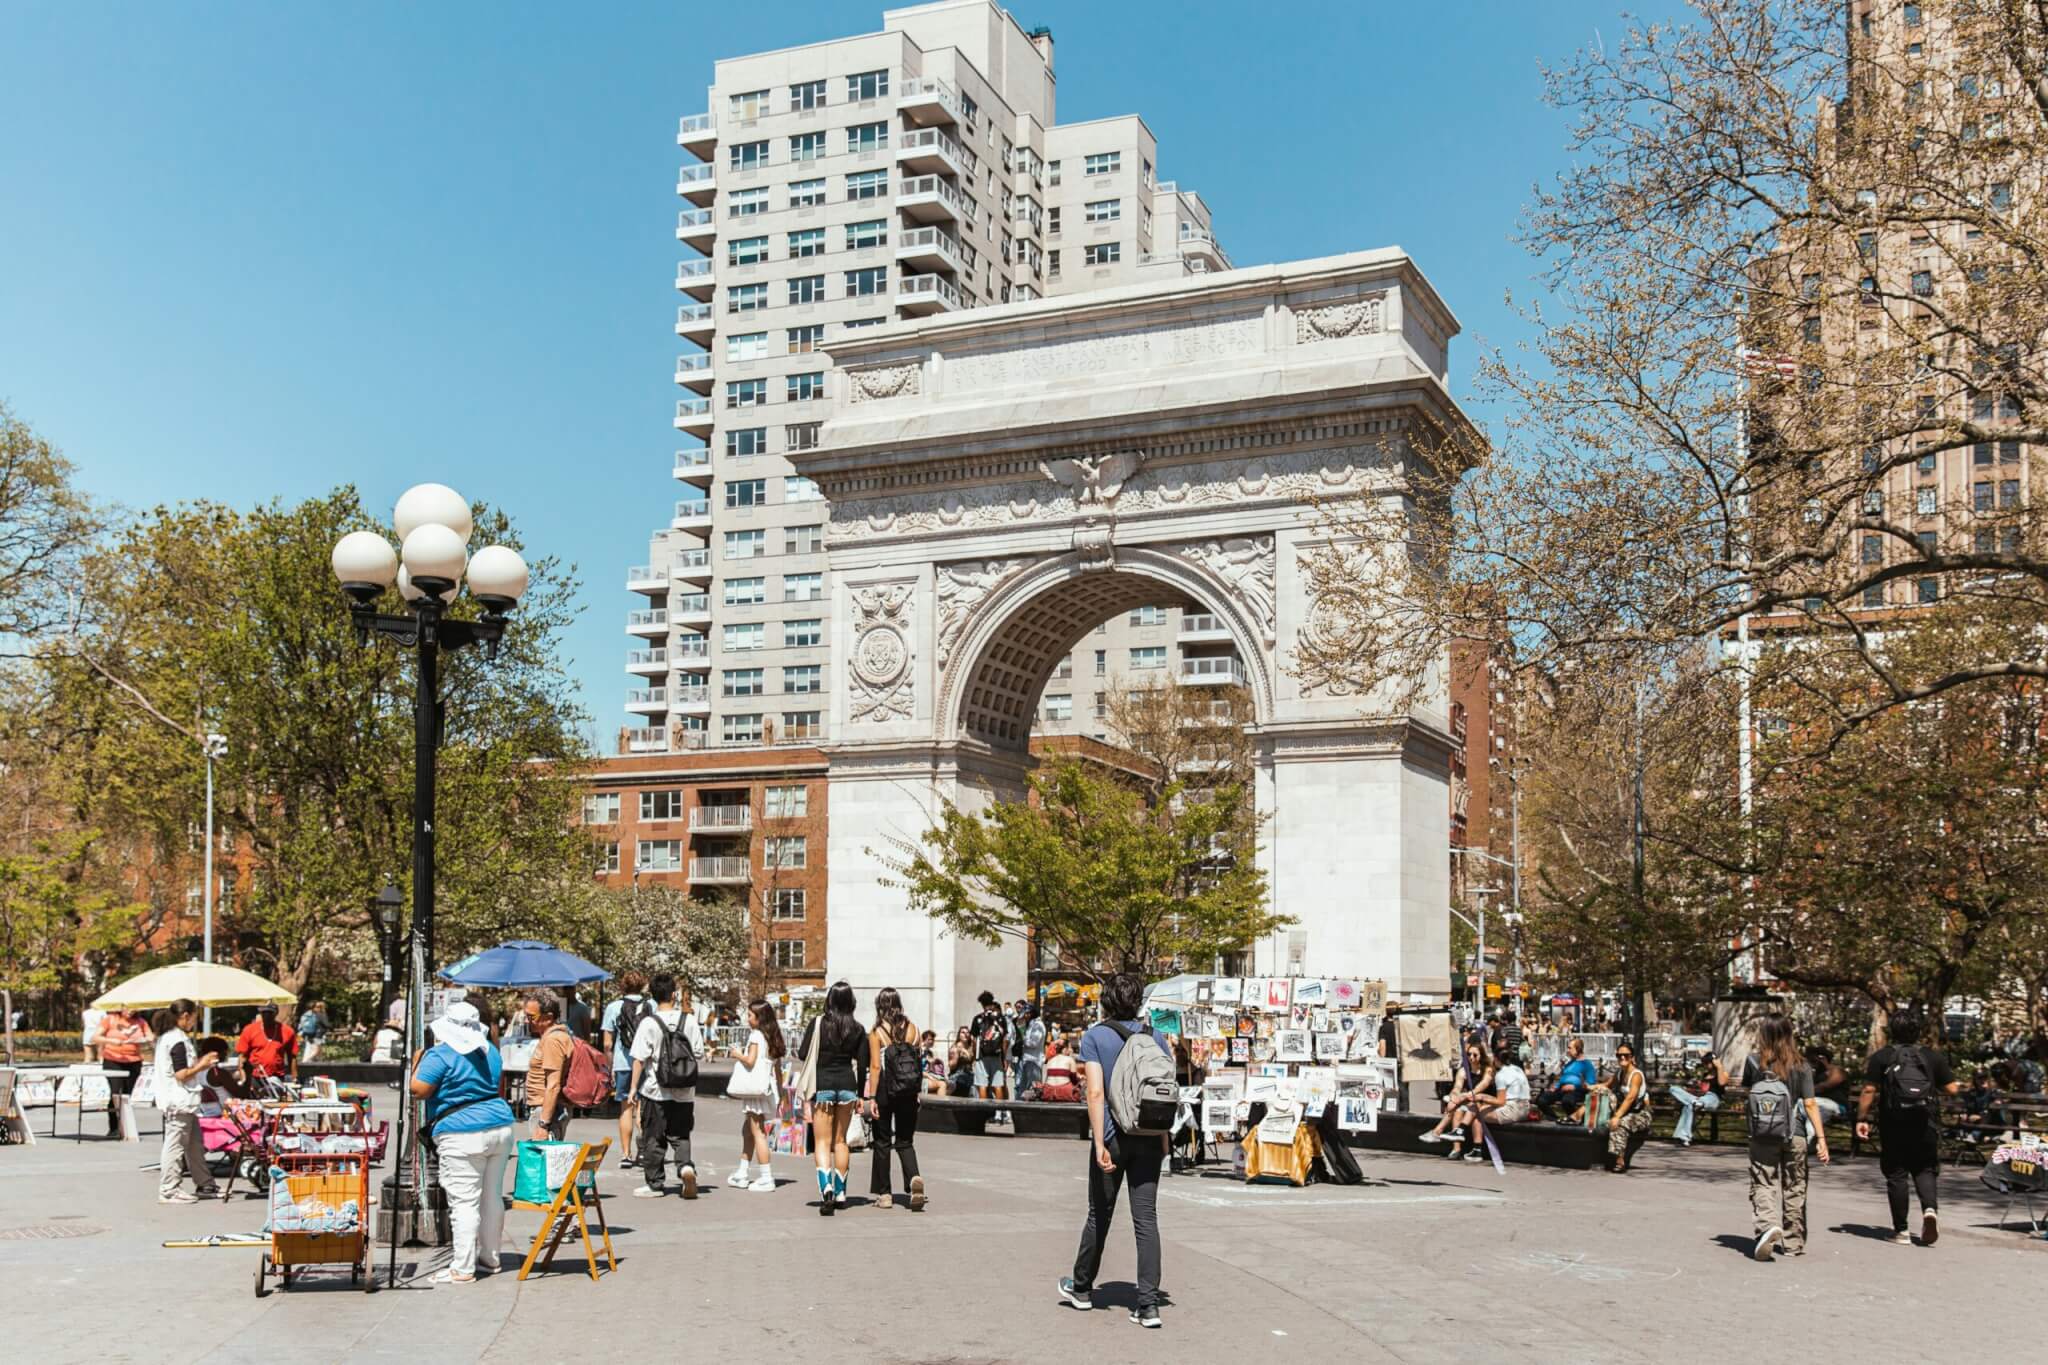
[0, 1, 1674, 730]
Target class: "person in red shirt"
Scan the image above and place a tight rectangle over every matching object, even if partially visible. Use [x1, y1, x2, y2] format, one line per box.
[236, 1004, 299, 1081]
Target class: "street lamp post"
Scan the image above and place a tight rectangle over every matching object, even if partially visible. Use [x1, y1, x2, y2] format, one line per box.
[330, 484, 528, 1287]
[372, 881, 404, 1027]
[200, 732, 227, 1034]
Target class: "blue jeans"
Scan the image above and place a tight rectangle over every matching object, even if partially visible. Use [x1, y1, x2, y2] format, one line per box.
[1669, 1086, 1720, 1144]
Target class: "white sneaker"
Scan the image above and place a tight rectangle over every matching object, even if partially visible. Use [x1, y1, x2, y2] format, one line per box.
[1417, 1132, 1443, 1144]
[1921, 1209, 1939, 1245]
[631, 1185, 664, 1199]
[727, 1163, 753, 1189]
[747, 1174, 776, 1192]
[1753, 1226, 1782, 1261]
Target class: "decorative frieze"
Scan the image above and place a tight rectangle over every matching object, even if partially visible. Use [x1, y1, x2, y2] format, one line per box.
[847, 582, 916, 723]
[846, 363, 922, 403]
[1294, 292, 1387, 343]
[933, 558, 1027, 671]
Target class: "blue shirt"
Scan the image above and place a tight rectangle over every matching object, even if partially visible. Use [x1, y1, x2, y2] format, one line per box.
[1557, 1058, 1597, 1091]
[601, 995, 644, 1071]
[1078, 1018, 1170, 1146]
[415, 1044, 516, 1138]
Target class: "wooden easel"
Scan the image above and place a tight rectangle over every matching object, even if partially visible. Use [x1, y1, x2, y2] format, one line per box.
[513, 1138, 617, 1281]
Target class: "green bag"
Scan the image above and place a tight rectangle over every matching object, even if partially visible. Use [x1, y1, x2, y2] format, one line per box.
[512, 1140, 587, 1203]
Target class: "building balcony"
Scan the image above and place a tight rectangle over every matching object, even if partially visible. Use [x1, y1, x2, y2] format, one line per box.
[1179, 230, 1231, 272]
[673, 447, 713, 485]
[625, 608, 668, 637]
[897, 76, 960, 126]
[672, 637, 712, 670]
[672, 683, 710, 714]
[674, 397, 713, 436]
[1179, 656, 1248, 686]
[1179, 612, 1233, 643]
[689, 805, 754, 834]
[674, 351, 713, 392]
[676, 206, 716, 251]
[895, 225, 962, 274]
[673, 591, 711, 625]
[625, 686, 669, 714]
[672, 497, 712, 531]
[896, 270, 962, 315]
[626, 726, 669, 754]
[674, 258, 714, 300]
[670, 546, 713, 585]
[626, 564, 667, 595]
[675, 302, 715, 342]
[677, 112, 717, 158]
[625, 647, 668, 675]
[676, 161, 716, 206]
[897, 174, 966, 224]
[689, 855, 752, 884]
[895, 126, 972, 178]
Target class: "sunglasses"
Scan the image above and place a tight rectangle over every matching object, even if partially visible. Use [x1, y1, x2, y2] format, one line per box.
[1617, 1051, 1635, 1060]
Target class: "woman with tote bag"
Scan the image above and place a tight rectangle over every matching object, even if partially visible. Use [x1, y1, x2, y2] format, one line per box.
[725, 998, 784, 1192]
[799, 981, 867, 1216]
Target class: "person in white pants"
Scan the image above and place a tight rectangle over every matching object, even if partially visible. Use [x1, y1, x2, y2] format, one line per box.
[150, 1000, 222, 1203]
[411, 1002, 518, 1283]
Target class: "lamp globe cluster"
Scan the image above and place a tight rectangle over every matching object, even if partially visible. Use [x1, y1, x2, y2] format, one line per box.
[330, 483, 528, 613]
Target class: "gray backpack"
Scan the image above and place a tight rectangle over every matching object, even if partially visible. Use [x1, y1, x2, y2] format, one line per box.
[1105, 1022, 1178, 1136]
[1746, 1067, 1802, 1145]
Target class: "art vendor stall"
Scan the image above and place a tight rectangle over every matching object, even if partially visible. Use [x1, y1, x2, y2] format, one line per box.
[1140, 974, 1399, 1186]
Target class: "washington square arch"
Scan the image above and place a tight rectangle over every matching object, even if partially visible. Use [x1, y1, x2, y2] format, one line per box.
[788, 250, 1476, 1030]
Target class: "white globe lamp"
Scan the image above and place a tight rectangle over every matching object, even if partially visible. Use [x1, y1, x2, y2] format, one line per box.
[393, 483, 474, 544]
[467, 545, 530, 612]
[399, 523, 467, 598]
[396, 564, 457, 604]
[331, 531, 398, 603]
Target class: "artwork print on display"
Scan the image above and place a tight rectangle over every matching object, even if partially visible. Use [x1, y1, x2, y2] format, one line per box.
[1265, 979, 1293, 1011]
[1292, 979, 1328, 1006]
[1211, 978, 1242, 1006]
[1274, 1030, 1312, 1063]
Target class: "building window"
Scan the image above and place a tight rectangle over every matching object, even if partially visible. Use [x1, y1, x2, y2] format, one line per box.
[845, 218, 888, 250]
[724, 623, 765, 652]
[1862, 488, 1884, 515]
[789, 178, 826, 209]
[728, 281, 767, 313]
[1915, 530, 1937, 557]
[582, 792, 620, 824]
[785, 525, 824, 555]
[729, 140, 768, 171]
[1861, 584, 1884, 608]
[783, 664, 821, 694]
[1048, 250, 1061, 278]
[1916, 451, 1937, 475]
[726, 378, 767, 408]
[1130, 646, 1166, 669]
[1916, 577, 1938, 604]
[781, 711, 823, 740]
[1129, 605, 1166, 626]
[766, 835, 808, 868]
[727, 235, 768, 266]
[726, 331, 768, 362]
[846, 69, 889, 102]
[1085, 198, 1121, 223]
[787, 227, 824, 258]
[1903, 3, 1921, 24]
[1047, 159, 1061, 186]
[768, 939, 806, 970]
[788, 274, 825, 305]
[725, 529, 766, 559]
[1094, 649, 1107, 676]
[783, 475, 822, 502]
[789, 131, 825, 163]
[790, 78, 826, 110]
[784, 619, 823, 648]
[1974, 481, 1994, 511]
[785, 422, 821, 451]
[845, 266, 888, 296]
[1043, 694, 1073, 721]
[1084, 242, 1121, 267]
[1914, 487, 1937, 516]
[597, 841, 620, 876]
[783, 572, 823, 602]
[2000, 441, 2021, 463]
[847, 121, 888, 153]
[1048, 207, 1061, 236]
[2000, 478, 2020, 507]
[726, 478, 767, 508]
[636, 839, 683, 872]
[1910, 270, 1932, 298]
[786, 372, 825, 402]
[1084, 151, 1120, 176]
[771, 889, 806, 921]
[843, 315, 887, 329]
[847, 170, 888, 200]
[639, 789, 683, 821]
[723, 667, 764, 697]
[766, 784, 809, 818]
[722, 713, 763, 745]
[1052, 656, 1073, 680]
[729, 89, 769, 120]
[725, 427, 767, 458]
[723, 577, 765, 606]
[1974, 442, 1994, 467]
[728, 186, 767, 218]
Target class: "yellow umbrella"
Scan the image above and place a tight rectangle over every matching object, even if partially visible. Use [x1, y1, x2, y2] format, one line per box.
[92, 960, 296, 1011]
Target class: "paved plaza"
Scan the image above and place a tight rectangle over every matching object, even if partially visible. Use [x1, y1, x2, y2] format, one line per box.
[2, 1098, 2036, 1364]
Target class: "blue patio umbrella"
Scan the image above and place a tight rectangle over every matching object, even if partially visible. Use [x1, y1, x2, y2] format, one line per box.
[437, 940, 610, 989]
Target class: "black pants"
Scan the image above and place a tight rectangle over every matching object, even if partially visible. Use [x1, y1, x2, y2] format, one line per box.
[1534, 1086, 1584, 1120]
[868, 1093, 921, 1196]
[638, 1097, 695, 1191]
[1072, 1135, 1163, 1308]
[1878, 1117, 1939, 1230]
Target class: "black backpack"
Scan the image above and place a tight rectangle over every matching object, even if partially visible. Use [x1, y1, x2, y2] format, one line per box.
[880, 1039, 923, 1103]
[977, 1012, 1007, 1059]
[649, 1013, 699, 1091]
[1882, 1045, 1934, 1113]
[614, 996, 649, 1053]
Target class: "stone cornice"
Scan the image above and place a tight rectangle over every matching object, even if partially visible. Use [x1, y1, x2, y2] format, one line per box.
[1251, 716, 1457, 773]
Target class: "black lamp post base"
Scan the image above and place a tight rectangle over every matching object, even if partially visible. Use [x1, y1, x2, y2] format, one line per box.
[377, 1178, 450, 1246]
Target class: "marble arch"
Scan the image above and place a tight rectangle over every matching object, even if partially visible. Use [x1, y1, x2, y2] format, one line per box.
[791, 250, 1477, 1032]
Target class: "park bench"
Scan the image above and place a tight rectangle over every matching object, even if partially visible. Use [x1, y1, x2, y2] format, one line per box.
[917, 1095, 1089, 1138]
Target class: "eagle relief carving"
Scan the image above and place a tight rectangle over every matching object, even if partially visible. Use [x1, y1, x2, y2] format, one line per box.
[848, 582, 916, 723]
[1037, 449, 1144, 506]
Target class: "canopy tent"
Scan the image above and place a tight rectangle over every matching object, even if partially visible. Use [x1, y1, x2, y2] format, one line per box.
[92, 960, 295, 1011]
[437, 940, 609, 990]
[1140, 974, 1207, 1007]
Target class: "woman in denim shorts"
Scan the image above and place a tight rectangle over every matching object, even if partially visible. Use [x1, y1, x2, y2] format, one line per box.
[802, 980, 867, 1215]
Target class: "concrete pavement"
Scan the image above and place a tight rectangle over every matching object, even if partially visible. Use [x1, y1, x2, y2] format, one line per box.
[1, 1099, 2037, 1363]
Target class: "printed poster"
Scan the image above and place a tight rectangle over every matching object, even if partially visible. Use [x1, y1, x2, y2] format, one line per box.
[1292, 978, 1329, 1007]
[1265, 978, 1294, 1011]
[1256, 1102, 1302, 1146]
[1314, 1031, 1346, 1061]
[1195, 979, 1213, 1008]
[1211, 977, 1242, 1006]
[1274, 1029, 1312, 1063]
[1148, 1007, 1183, 1036]
[1331, 979, 1363, 1009]
[1337, 1095, 1381, 1132]
[1297, 1065, 1337, 1117]
[1228, 1038, 1250, 1064]
[1360, 980, 1388, 1015]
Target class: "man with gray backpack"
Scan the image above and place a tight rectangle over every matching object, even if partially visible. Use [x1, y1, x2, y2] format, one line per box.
[1856, 1013, 1959, 1246]
[1058, 973, 1177, 1329]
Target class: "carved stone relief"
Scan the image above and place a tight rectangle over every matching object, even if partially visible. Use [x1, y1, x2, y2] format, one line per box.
[1175, 536, 1277, 644]
[1295, 587, 1373, 697]
[1294, 292, 1387, 343]
[846, 363, 922, 403]
[1038, 450, 1144, 506]
[933, 558, 1028, 671]
[847, 582, 916, 723]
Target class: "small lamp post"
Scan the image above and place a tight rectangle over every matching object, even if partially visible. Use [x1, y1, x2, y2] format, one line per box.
[372, 881, 404, 1027]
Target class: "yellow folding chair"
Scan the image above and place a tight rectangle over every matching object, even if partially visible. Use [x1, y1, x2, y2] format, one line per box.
[512, 1138, 617, 1281]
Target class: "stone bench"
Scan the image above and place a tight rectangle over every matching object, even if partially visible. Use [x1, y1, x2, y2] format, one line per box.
[917, 1095, 1089, 1139]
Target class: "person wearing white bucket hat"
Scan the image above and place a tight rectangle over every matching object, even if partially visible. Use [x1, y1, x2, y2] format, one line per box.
[411, 1000, 517, 1283]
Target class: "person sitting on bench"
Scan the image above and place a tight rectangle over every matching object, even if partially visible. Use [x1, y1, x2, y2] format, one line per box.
[1536, 1038, 1598, 1122]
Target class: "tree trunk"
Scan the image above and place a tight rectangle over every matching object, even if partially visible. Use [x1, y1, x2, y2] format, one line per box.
[1867, 996, 1890, 1053]
[2, 988, 14, 1067]
[277, 932, 321, 999]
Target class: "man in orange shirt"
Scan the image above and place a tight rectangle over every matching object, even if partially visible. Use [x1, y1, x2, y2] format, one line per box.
[236, 1004, 299, 1082]
[522, 992, 576, 1141]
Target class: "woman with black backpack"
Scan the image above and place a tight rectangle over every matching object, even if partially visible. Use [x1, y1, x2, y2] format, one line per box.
[862, 986, 928, 1211]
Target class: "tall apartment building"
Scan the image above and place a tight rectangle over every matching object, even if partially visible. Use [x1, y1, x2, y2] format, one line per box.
[624, 1, 1235, 755]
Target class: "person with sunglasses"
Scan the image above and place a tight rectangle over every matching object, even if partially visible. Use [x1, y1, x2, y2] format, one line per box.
[1595, 1044, 1651, 1172]
[1419, 1040, 1495, 1162]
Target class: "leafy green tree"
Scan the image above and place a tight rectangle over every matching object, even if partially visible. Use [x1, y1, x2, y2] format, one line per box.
[0, 404, 100, 651]
[597, 884, 751, 1002]
[0, 833, 144, 1063]
[879, 757, 1286, 979]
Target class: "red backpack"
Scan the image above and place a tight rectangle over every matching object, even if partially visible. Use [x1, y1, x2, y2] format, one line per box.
[562, 1035, 614, 1109]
